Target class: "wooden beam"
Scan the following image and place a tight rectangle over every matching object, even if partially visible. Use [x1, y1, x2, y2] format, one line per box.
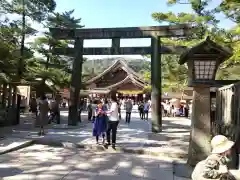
[52, 46, 187, 56]
[190, 80, 240, 87]
[192, 54, 220, 57]
[49, 24, 193, 39]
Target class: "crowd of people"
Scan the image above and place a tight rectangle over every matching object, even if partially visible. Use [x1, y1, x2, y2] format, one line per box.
[161, 100, 191, 118]
[29, 95, 60, 136]
[28, 95, 240, 179]
[137, 100, 151, 120]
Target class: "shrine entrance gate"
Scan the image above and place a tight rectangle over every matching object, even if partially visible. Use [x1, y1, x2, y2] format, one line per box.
[50, 24, 192, 132]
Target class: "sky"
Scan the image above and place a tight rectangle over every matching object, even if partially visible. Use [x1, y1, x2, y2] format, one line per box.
[32, 0, 235, 60]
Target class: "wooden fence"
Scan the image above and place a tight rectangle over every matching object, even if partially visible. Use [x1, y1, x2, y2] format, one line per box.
[214, 81, 240, 168]
[213, 81, 240, 139]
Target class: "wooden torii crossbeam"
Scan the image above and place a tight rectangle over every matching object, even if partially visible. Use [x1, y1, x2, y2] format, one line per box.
[52, 45, 187, 56]
[50, 24, 192, 39]
[50, 25, 191, 56]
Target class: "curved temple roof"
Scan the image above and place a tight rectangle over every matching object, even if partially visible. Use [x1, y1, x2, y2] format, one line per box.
[106, 75, 145, 90]
[85, 59, 145, 85]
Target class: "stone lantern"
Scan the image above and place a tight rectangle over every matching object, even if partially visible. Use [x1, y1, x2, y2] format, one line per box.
[179, 36, 233, 165]
[180, 37, 232, 86]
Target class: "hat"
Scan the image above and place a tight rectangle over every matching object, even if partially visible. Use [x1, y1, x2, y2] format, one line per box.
[211, 135, 234, 154]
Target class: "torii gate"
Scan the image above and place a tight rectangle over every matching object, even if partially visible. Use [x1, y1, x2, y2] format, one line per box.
[50, 24, 193, 133]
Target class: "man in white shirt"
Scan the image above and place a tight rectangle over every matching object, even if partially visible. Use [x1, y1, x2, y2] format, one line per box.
[106, 95, 119, 149]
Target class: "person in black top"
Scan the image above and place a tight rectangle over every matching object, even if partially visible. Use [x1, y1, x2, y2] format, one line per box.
[138, 101, 144, 120]
[87, 100, 93, 121]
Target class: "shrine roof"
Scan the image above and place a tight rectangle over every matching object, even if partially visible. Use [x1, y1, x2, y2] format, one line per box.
[179, 36, 233, 65]
[86, 59, 145, 84]
[105, 75, 145, 90]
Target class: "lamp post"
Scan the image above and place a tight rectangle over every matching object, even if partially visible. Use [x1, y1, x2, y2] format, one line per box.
[179, 37, 232, 166]
[186, 58, 220, 165]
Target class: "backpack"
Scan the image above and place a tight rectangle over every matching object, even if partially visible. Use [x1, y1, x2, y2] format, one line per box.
[191, 156, 235, 180]
[192, 160, 211, 180]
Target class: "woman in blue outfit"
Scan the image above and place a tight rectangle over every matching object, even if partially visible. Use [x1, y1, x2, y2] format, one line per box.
[92, 100, 107, 144]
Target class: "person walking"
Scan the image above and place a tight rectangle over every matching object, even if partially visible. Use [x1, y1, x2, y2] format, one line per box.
[87, 100, 93, 121]
[138, 101, 144, 120]
[106, 95, 119, 149]
[166, 103, 171, 117]
[125, 99, 133, 124]
[143, 100, 150, 120]
[171, 104, 175, 117]
[118, 98, 122, 120]
[49, 98, 60, 124]
[184, 103, 189, 118]
[30, 97, 37, 116]
[92, 100, 107, 144]
[37, 94, 49, 136]
[91, 99, 98, 122]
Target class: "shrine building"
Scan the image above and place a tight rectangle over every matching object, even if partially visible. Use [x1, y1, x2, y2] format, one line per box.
[85, 59, 149, 100]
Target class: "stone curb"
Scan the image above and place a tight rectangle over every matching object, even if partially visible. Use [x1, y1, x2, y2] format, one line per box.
[49, 124, 87, 130]
[33, 138, 188, 160]
[0, 140, 34, 155]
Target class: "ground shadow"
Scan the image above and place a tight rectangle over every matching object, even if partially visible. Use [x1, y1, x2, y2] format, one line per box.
[0, 144, 174, 179]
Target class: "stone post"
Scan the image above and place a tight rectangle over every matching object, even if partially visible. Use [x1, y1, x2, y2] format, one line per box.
[187, 86, 212, 166]
[7, 85, 12, 108]
[2, 84, 7, 108]
[68, 38, 84, 126]
[151, 35, 162, 133]
[111, 38, 120, 54]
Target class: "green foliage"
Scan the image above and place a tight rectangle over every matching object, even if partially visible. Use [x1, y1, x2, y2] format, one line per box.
[0, 0, 85, 94]
[0, 0, 239, 96]
[48, 9, 84, 28]
[216, 0, 240, 24]
[28, 8, 84, 93]
[1, 0, 56, 22]
[149, 0, 240, 91]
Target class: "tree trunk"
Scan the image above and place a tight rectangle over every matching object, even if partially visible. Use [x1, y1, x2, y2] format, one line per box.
[19, 0, 26, 79]
[38, 44, 51, 97]
[7, 85, 12, 108]
[12, 86, 17, 107]
[1, 84, 7, 108]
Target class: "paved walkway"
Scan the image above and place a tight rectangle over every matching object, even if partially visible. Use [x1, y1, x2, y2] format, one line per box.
[0, 144, 188, 180]
[5, 110, 191, 158]
[0, 107, 192, 179]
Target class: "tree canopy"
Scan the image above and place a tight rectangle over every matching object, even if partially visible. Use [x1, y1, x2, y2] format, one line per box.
[150, 0, 240, 92]
[0, 0, 239, 97]
[0, 0, 84, 96]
